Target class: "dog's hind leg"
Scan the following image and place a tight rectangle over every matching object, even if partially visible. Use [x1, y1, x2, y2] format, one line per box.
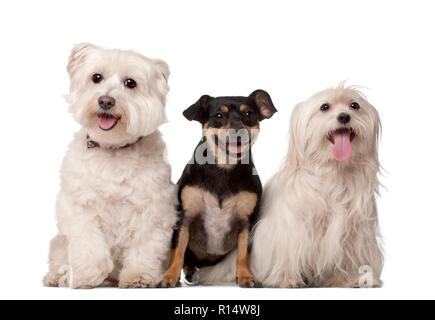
[43, 235, 69, 287]
[183, 266, 199, 285]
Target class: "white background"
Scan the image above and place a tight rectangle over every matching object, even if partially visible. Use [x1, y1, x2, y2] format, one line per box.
[0, 0, 434, 300]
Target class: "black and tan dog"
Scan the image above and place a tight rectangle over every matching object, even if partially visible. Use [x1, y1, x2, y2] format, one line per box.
[159, 90, 277, 288]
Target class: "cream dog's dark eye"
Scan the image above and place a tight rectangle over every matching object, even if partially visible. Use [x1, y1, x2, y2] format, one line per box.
[92, 74, 103, 83]
[351, 102, 360, 110]
[124, 79, 137, 89]
[320, 104, 330, 111]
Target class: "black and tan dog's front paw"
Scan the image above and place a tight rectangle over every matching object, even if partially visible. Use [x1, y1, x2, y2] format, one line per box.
[157, 274, 182, 288]
[236, 276, 263, 288]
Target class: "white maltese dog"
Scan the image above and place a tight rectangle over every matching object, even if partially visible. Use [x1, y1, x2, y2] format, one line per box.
[199, 84, 383, 288]
[43, 44, 177, 289]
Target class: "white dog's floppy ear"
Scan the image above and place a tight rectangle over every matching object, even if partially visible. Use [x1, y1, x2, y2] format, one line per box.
[286, 102, 306, 168]
[249, 90, 277, 120]
[67, 43, 95, 77]
[371, 103, 382, 150]
[153, 59, 170, 83]
[183, 95, 212, 123]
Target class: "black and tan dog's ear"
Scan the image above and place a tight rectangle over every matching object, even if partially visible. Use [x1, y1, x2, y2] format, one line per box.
[183, 95, 212, 122]
[249, 90, 277, 120]
[67, 43, 96, 78]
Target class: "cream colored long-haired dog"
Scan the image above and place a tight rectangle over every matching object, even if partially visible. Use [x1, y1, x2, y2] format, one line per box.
[199, 84, 383, 288]
[43, 44, 177, 289]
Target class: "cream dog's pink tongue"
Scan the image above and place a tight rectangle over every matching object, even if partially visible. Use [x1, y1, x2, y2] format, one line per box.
[332, 130, 352, 161]
[98, 115, 117, 130]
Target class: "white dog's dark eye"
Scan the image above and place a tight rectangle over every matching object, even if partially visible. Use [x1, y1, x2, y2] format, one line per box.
[92, 74, 103, 83]
[320, 104, 330, 111]
[351, 102, 360, 110]
[124, 79, 137, 89]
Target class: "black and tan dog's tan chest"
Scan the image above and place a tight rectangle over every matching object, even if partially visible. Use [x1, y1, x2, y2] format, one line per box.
[159, 90, 277, 288]
[178, 160, 260, 265]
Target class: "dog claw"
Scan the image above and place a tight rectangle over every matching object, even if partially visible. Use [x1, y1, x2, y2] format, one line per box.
[157, 277, 181, 288]
[237, 276, 262, 288]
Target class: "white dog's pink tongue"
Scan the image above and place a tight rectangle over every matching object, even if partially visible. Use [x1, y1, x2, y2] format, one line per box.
[332, 130, 352, 161]
[98, 115, 117, 130]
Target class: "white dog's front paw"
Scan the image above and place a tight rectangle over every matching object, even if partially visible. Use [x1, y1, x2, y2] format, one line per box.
[332, 274, 382, 288]
[43, 265, 70, 287]
[354, 276, 383, 288]
[119, 273, 158, 288]
[277, 279, 306, 288]
[70, 271, 110, 289]
[70, 259, 113, 289]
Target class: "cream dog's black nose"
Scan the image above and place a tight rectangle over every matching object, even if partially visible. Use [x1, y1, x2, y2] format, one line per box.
[98, 96, 116, 110]
[337, 112, 351, 124]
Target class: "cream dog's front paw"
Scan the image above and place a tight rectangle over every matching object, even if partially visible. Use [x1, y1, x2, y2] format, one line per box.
[119, 272, 158, 288]
[43, 265, 70, 287]
[69, 259, 113, 289]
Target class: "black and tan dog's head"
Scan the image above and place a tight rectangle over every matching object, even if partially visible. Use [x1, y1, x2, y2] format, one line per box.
[184, 90, 277, 163]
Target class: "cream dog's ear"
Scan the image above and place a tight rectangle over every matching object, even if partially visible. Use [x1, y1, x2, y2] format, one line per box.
[153, 58, 170, 83]
[67, 43, 96, 77]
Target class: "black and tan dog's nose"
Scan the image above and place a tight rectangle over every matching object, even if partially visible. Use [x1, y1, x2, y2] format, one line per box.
[98, 96, 116, 110]
[337, 112, 351, 124]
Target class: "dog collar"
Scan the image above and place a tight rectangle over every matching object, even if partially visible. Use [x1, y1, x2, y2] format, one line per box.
[86, 135, 143, 150]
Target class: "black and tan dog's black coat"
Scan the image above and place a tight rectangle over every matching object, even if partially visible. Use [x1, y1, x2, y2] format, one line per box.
[159, 90, 277, 288]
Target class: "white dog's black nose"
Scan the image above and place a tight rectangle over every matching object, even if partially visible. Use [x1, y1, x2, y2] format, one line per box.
[337, 112, 351, 124]
[98, 96, 116, 110]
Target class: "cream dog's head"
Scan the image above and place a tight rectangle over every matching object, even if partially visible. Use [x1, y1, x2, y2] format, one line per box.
[66, 43, 170, 146]
[288, 84, 381, 167]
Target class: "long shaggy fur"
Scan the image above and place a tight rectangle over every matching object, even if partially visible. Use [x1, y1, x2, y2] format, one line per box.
[199, 84, 384, 288]
[43, 44, 177, 289]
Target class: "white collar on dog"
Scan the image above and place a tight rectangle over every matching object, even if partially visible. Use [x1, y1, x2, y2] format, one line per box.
[86, 135, 143, 150]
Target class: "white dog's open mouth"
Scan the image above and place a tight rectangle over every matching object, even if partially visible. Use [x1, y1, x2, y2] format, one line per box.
[98, 113, 120, 131]
[328, 128, 356, 162]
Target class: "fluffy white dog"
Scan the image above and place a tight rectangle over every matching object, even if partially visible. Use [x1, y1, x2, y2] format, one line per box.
[43, 44, 177, 289]
[199, 84, 383, 288]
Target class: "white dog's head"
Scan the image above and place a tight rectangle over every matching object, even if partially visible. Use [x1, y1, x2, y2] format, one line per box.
[66, 43, 170, 146]
[288, 84, 381, 167]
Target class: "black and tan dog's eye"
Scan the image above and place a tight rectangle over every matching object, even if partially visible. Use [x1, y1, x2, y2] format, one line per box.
[124, 78, 137, 89]
[244, 111, 253, 118]
[214, 112, 224, 120]
[320, 103, 330, 111]
[351, 102, 360, 110]
[92, 73, 103, 83]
